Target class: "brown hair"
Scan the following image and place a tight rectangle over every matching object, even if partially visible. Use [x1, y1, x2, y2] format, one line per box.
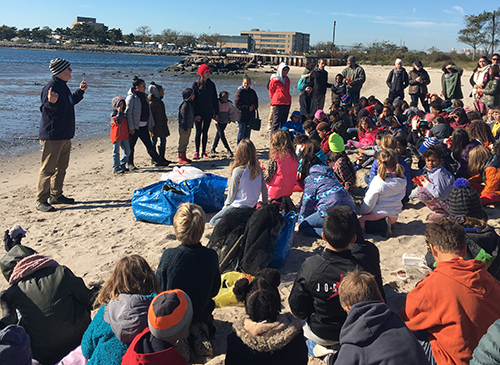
[467, 120, 495, 145]
[174, 203, 206, 246]
[231, 139, 261, 180]
[380, 134, 396, 150]
[300, 140, 321, 158]
[338, 268, 382, 310]
[316, 122, 331, 132]
[357, 116, 375, 136]
[468, 145, 491, 177]
[270, 129, 297, 161]
[425, 217, 466, 255]
[378, 149, 404, 181]
[96, 255, 159, 306]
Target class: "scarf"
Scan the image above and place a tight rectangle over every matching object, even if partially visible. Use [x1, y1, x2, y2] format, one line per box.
[9, 254, 59, 285]
[472, 65, 490, 100]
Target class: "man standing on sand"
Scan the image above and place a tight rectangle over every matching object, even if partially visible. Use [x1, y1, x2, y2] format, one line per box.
[309, 59, 331, 111]
[341, 56, 366, 104]
[36, 58, 88, 212]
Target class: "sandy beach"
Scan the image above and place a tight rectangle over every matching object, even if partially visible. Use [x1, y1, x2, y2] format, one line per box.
[1, 64, 496, 364]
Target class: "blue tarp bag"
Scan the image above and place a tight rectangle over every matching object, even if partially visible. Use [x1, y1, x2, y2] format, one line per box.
[131, 180, 194, 225]
[268, 211, 298, 269]
[179, 173, 228, 212]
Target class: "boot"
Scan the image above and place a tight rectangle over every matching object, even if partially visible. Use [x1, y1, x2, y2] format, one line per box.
[178, 152, 191, 164]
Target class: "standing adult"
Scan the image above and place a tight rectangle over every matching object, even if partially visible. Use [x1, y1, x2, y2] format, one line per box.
[441, 61, 463, 101]
[148, 82, 171, 164]
[126, 76, 167, 170]
[234, 75, 258, 144]
[386, 59, 409, 101]
[269, 62, 292, 133]
[469, 56, 491, 115]
[409, 60, 431, 112]
[309, 59, 332, 111]
[192, 64, 218, 159]
[342, 56, 366, 105]
[36, 58, 87, 212]
[492, 54, 500, 66]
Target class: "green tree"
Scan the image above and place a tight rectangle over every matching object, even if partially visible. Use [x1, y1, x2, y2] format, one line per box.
[0, 25, 17, 40]
[178, 33, 196, 48]
[124, 33, 135, 44]
[458, 11, 490, 59]
[108, 28, 123, 45]
[91, 25, 108, 45]
[135, 25, 152, 43]
[160, 28, 179, 46]
[71, 23, 93, 43]
[39, 26, 52, 43]
[17, 27, 30, 39]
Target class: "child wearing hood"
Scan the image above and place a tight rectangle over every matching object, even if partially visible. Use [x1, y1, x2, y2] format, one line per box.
[331, 73, 347, 106]
[110, 96, 131, 174]
[148, 82, 170, 164]
[269, 62, 291, 133]
[177, 88, 195, 164]
[282, 110, 305, 140]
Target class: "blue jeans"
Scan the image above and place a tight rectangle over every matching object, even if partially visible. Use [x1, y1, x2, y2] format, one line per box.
[237, 122, 251, 144]
[112, 140, 131, 170]
[210, 205, 238, 227]
[298, 211, 324, 238]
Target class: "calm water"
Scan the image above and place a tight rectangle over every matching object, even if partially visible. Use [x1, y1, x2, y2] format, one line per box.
[0, 48, 293, 156]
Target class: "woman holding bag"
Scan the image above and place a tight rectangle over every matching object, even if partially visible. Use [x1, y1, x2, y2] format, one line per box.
[234, 75, 258, 144]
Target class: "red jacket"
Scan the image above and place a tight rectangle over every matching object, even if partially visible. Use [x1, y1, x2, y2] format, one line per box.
[269, 63, 291, 106]
[267, 153, 299, 199]
[122, 327, 187, 365]
[110, 114, 129, 143]
[399, 259, 500, 365]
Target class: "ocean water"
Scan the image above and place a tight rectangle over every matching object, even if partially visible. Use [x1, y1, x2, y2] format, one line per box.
[0, 48, 291, 156]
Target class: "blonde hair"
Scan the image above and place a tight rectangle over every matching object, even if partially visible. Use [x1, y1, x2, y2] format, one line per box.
[338, 268, 382, 310]
[380, 134, 396, 149]
[270, 129, 297, 161]
[468, 145, 491, 177]
[96, 255, 159, 306]
[231, 139, 261, 180]
[378, 148, 404, 181]
[173, 203, 206, 246]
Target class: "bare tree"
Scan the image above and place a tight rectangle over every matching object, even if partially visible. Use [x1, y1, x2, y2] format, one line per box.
[135, 25, 152, 43]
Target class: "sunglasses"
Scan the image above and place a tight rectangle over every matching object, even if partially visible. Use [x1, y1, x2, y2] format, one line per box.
[493, 58, 499, 61]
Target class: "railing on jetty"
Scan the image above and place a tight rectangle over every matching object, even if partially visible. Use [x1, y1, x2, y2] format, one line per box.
[225, 53, 345, 67]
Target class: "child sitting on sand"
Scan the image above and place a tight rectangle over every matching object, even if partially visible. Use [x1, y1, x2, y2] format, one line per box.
[110, 96, 131, 174]
[81, 255, 159, 364]
[329, 132, 356, 191]
[399, 218, 500, 365]
[467, 144, 500, 206]
[334, 269, 430, 365]
[346, 116, 378, 150]
[225, 269, 308, 364]
[360, 149, 406, 238]
[122, 289, 193, 364]
[316, 122, 333, 158]
[177, 88, 195, 164]
[282, 110, 305, 140]
[156, 203, 220, 360]
[210, 139, 268, 226]
[410, 147, 455, 220]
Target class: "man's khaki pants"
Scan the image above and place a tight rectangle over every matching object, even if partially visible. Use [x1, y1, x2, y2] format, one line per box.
[36, 139, 71, 203]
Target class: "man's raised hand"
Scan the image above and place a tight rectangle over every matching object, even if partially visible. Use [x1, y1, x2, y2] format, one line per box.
[47, 87, 59, 103]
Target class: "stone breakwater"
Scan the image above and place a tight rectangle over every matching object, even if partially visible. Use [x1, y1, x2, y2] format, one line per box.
[164, 56, 263, 75]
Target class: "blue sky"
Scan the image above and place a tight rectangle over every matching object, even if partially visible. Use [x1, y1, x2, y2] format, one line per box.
[2, 1, 496, 52]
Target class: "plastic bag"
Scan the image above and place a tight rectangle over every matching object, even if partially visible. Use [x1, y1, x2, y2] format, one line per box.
[268, 211, 298, 269]
[131, 180, 194, 225]
[179, 173, 228, 212]
[161, 166, 206, 184]
[213, 271, 254, 308]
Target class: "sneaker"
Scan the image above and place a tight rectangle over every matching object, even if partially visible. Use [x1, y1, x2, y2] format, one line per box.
[113, 169, 125, 174]
[48, 195, 75, 205]
[128, 164, 138, 171]
[120, 164, 129, 172]
[384, 217, 392, 238]
[36, 201, 56, 212]
[210, 149, 217, 155]
[227, 149, 234, 158]
[193, 152, 200, 160]
[202, 152, 209, 159]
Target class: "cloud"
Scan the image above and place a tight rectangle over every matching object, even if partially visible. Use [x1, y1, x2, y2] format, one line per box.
[453, 6, 465, 15]
[413, 8, 416, 13]
[373, 19, 457, 28]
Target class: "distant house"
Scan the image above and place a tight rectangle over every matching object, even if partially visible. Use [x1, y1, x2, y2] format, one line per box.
[71, 17, 105, 29]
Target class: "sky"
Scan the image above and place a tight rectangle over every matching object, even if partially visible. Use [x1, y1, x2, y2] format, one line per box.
[2, 1, 497, 52]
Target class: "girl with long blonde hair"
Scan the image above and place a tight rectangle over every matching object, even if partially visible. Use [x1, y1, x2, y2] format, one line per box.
[210, 139, 268, 226]
[360, 149, 407, 237]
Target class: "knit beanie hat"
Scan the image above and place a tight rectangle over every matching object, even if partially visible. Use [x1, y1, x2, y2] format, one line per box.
[414, 60, 423, 68]
[419, 137, 440, 154]
[347, 56, 356, 63]
[0, 325, 32, 365]
[341, 94, 351, 105]
[148, 289, 193, 344]
[395, 58, 403, 67]
[49, 58, 70, 76]
[449, 178, 488, 221]
[329, 132, 345, 153]
[198, 64, 211, 76]
[315, 110, 325, 120]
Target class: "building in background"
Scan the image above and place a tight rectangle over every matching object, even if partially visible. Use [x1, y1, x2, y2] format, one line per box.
[240, 29, 310, 53]
[71, 17, 105, 29]
[217, 35, 252, 53]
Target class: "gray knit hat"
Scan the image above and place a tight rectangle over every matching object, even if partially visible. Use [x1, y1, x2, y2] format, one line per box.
[49, 58, 70, 76]
[0, 325, 32, 365]
[148, 289, 193, 344]
[347, 56, 356, 63]
[449, 178, 488, 221]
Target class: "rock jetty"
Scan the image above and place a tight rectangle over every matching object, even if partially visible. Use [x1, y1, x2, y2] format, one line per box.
[164, 56, 260, 75]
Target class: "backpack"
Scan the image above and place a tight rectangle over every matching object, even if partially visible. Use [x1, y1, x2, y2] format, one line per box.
[297, 77, 306, 92]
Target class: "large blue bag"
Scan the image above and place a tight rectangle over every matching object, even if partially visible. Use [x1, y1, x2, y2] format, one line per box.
[268, 211, 298, 269]
[132, 180, 194, 225]
[179, 173, 228, 213]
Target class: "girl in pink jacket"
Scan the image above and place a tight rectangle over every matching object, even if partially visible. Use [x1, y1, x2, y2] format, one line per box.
[347, 116, 379, 149]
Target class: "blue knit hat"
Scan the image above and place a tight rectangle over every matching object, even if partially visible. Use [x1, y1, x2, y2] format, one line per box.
[0, 325, 32, 365]
[419, 137, 440, 154]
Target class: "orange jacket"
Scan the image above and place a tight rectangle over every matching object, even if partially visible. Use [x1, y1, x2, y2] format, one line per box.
[110, 113, 129, 143]
[399, 259, 500, 365]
